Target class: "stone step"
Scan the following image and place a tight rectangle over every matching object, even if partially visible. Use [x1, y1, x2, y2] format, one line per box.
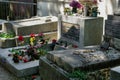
[107, 15, 120, 20]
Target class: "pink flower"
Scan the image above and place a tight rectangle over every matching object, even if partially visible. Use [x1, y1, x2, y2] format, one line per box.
[38, 32, 44, 37]
[69, 0, 82, 8]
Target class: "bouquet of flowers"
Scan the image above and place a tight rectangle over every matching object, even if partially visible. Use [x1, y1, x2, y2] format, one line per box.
[69, 0, 83, 13]
[70, 0, 82, 8]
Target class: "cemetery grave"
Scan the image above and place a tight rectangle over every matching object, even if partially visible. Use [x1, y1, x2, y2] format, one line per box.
[40, 45, 120, 80]
[0, 16, 58, 48]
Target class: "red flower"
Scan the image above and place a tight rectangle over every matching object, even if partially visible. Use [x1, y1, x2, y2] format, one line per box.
[32, 75, 37, 79]
[72, 45, 78, 48]
[18, 36, 24, 41]
[52, 39, 57, 43]
[30, 33, 35, 37]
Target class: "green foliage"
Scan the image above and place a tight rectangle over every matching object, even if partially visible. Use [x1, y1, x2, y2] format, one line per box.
[0, 32, 15, 38]
[37, 48, 48, 56]
[68, 70, 87, 80]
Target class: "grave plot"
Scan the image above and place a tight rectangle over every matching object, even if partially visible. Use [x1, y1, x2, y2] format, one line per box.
[40, 46, 120, 80]
[105, 9, 120, 80]
[0, 46, 39, 77]
[0, 16, 58, 48]
[0, 31, 57, 77]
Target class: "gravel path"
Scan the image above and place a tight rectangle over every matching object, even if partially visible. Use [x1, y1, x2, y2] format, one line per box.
[0, 64, 40, 80]
[0, 64, 16, 80]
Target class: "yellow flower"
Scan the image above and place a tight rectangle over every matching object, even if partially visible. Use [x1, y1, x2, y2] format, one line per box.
[30, 37, 35, 45]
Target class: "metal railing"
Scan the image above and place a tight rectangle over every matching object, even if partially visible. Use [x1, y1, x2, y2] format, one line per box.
[0, 0, 37, 20]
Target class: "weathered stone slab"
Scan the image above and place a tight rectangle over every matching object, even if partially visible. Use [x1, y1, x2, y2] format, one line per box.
[107, 15, 120, 20]
[105, 20, 120, 39]
[12, 16, 58, 35]
[0, 38, 16, 48]
[111, 66, 120, 80]
[39, 57, 110, 80]
[113, 38, 120, 50]
[39, 57, 69, 80]
[47, 47, 120, 72]
[0, 46, 39, 77]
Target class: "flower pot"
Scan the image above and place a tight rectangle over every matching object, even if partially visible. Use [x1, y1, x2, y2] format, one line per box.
[92, 12, 98, 17]
[72, 7, 77, 13]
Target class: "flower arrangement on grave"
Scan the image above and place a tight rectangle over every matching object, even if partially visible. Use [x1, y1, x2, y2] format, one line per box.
[78, 0, 102, 16]
[8, 32, 49, 63]
[64, 7, 71, 15]
[91, 6, 100, 17]
[30, 33, 36, 46]
[69, 0, 83, 13]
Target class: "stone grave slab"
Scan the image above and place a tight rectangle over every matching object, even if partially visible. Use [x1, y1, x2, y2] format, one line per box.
[0, 46, 39, 77]
[40, 53, 110, 80]
[47, 46, 120, 72]
[108, 15, 120, 20]
[111, 66, 120, 80]
[11, 16, 58, 35]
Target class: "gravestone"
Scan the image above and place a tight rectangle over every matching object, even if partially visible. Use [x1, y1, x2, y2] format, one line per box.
[105, 0, 120, 50]
[58, 15, 103, 48]
[105, 1, 120, 79]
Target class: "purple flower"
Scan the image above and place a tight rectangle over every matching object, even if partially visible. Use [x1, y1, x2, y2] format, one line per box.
[69, 0, 82, 8]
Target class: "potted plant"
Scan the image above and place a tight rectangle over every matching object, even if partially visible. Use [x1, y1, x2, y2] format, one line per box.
[91, 7, 100, 17]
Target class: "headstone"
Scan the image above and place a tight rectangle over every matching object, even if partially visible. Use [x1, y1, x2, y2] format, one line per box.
[58, 15, 103, 48]
[105, 20, 120, 39]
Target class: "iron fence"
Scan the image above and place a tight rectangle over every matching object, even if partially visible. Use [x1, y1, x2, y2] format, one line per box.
[0, 0, 37, 20]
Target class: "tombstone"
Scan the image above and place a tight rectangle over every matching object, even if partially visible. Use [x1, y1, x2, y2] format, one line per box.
[58, 15, 103, 48]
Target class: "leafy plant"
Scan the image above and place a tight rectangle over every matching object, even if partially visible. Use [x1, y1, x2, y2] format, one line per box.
[0, 32, 15, 38]
[68, 70, 87, 80]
